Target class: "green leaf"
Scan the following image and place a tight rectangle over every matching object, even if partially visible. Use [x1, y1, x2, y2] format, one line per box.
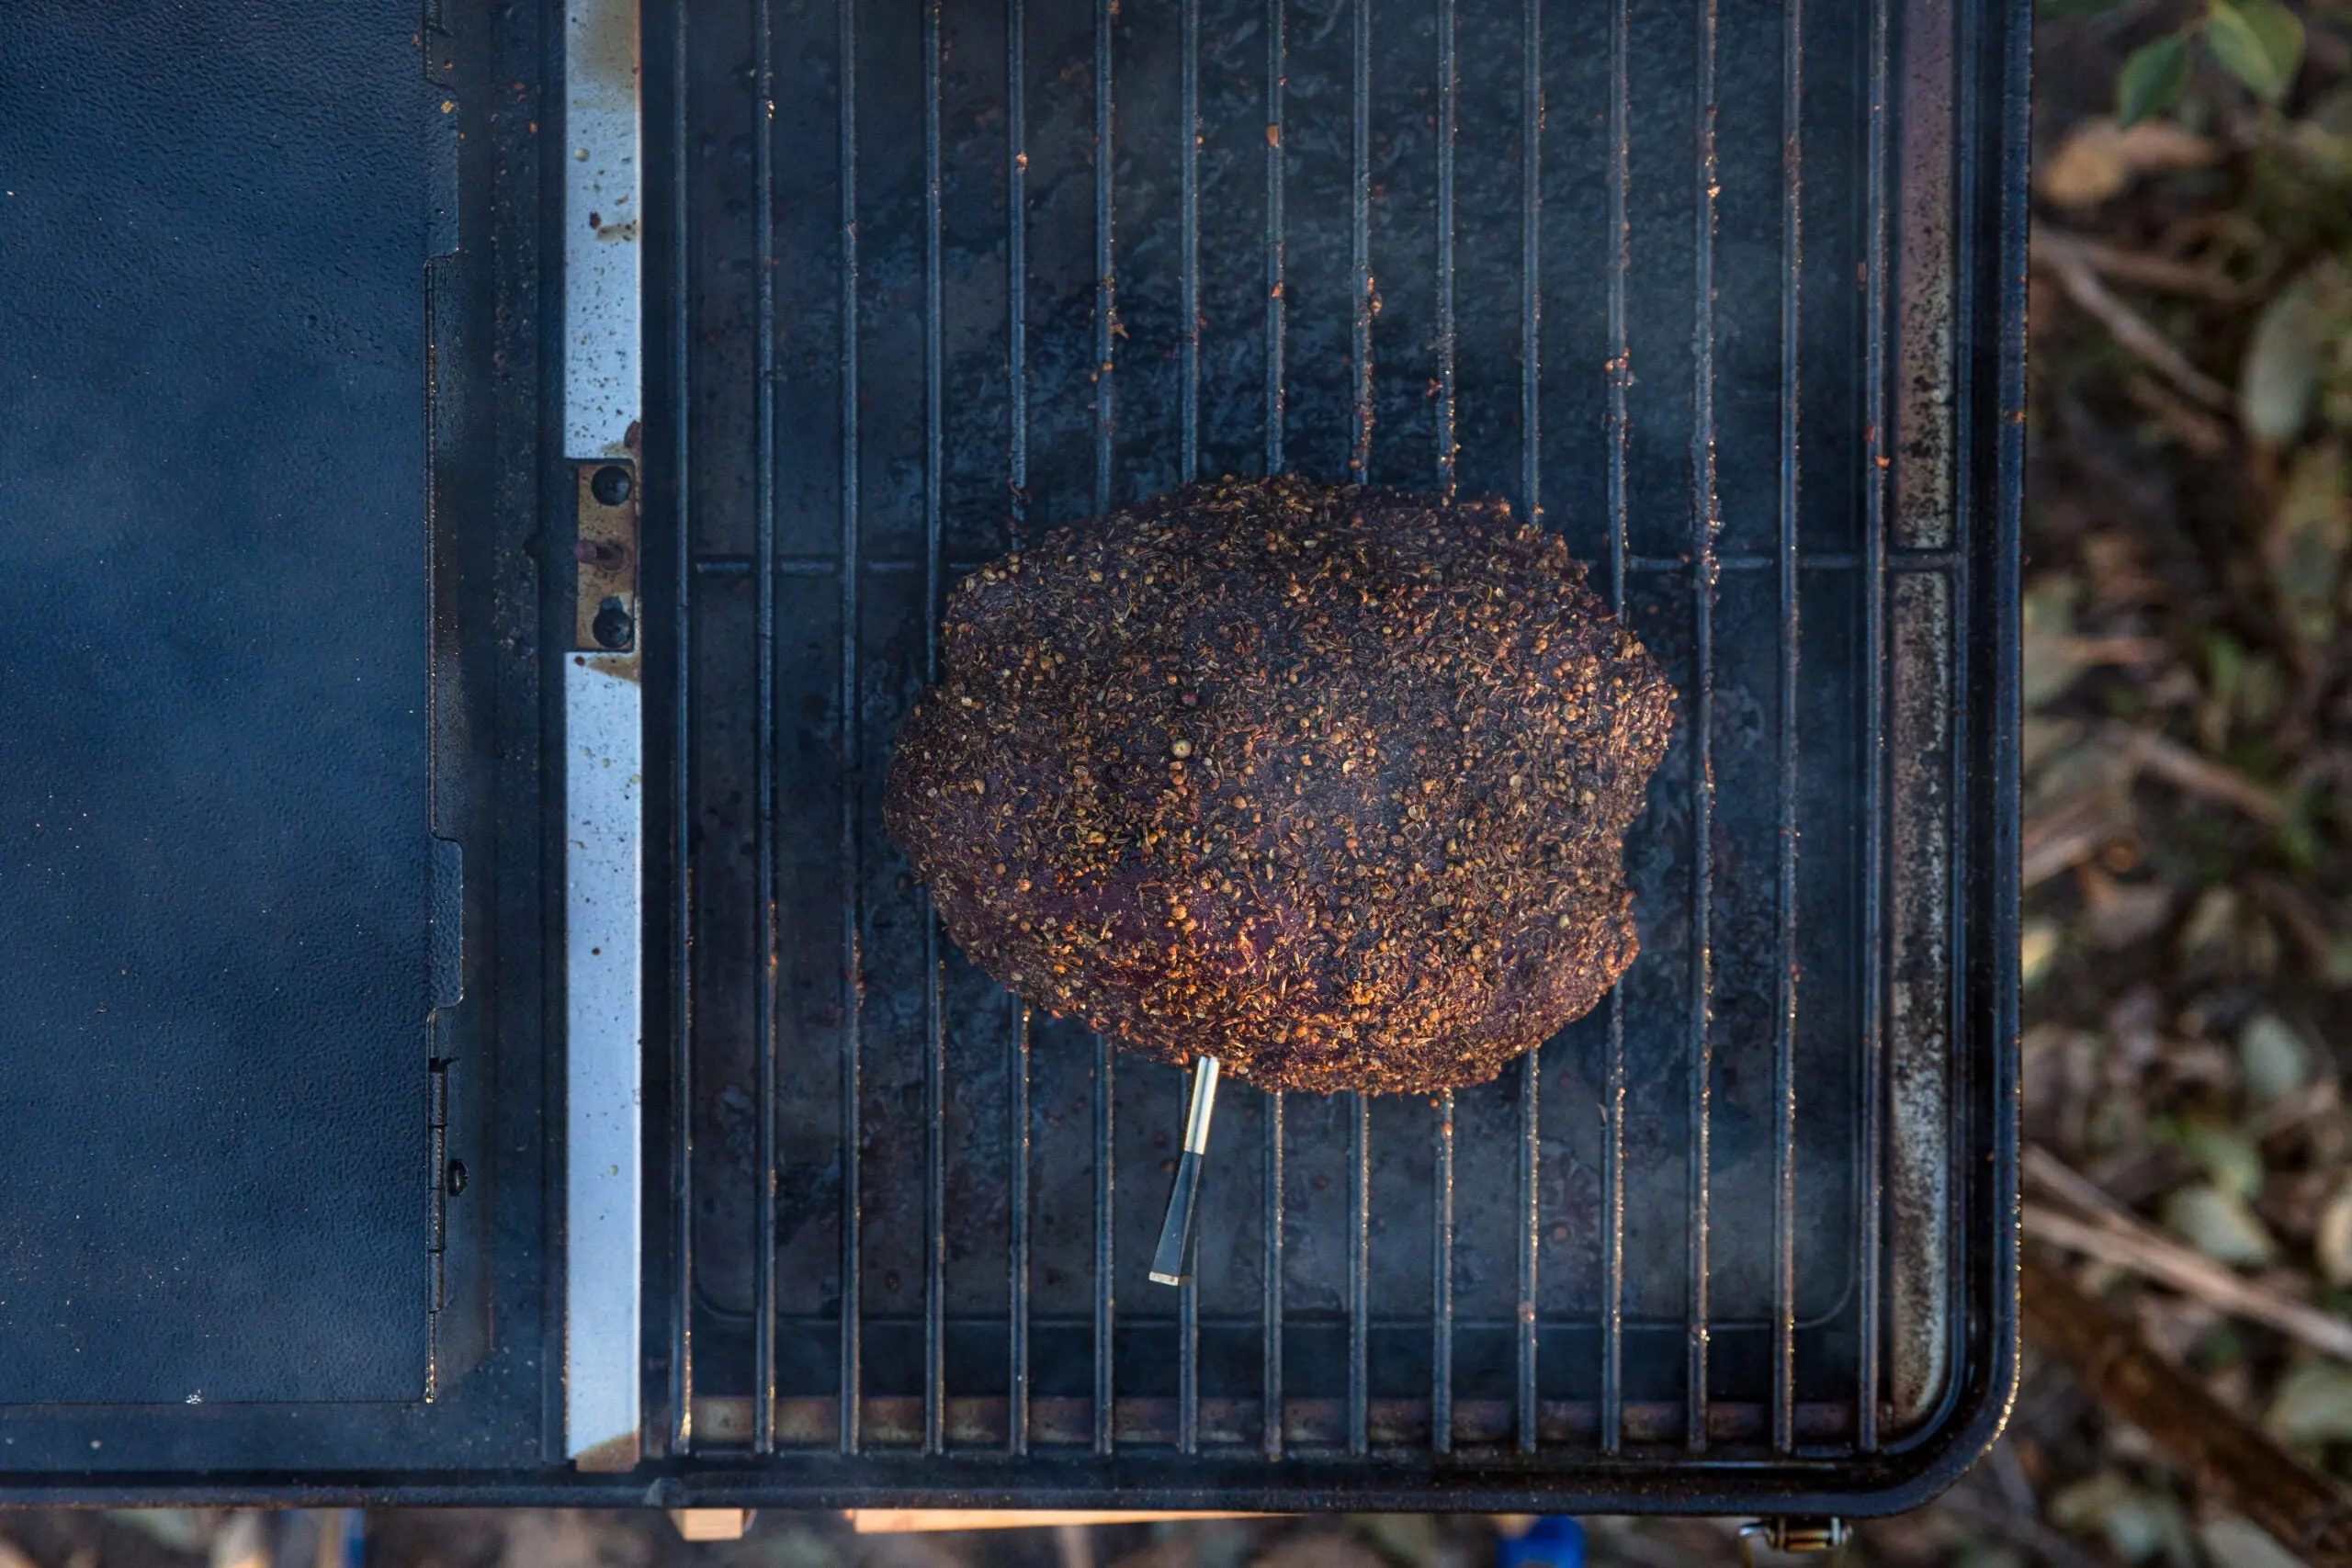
[2052, 1472, 2196, 1566]
[2268, 1361, 2352, 1443]
[2177, 1122, 2267, 1201]
[2021, 575, 2086, 710]
[2118, 32, 2193, 128]
[2162, 1181, 2278, 1267]
[2206, 0, 2306, 102]
[2266, 440, 2350, 649]
[2051, 1471, 2140, 1535]
[2240, 270, 2324, 442]
[2021, 918, 2061, 989]
[2316, 1183, 2352, 1285]
[2199, 1517, 2306, 1568]
[2239, 1010, 2314, 1102]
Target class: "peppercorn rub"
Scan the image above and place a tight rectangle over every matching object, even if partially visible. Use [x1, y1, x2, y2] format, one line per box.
[883, 476, 1675, 1095]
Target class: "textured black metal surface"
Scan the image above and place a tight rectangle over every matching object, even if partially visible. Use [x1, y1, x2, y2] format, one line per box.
[655, 0, 2023, 1510]
[0, 0, 435, 1404]
[0, 0, 552, 1485]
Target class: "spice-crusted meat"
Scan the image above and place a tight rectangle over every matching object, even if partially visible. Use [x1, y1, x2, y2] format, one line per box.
[883, 476, 1674, 1094]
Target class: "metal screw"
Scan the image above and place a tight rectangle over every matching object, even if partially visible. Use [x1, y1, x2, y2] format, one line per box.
[445, 1159, 469, 1197]
[592, 598, 635, 649]
[590, 464, 632, 506]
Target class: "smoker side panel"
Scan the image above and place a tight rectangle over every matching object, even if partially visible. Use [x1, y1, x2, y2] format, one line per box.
[0, 0, 435, 1405]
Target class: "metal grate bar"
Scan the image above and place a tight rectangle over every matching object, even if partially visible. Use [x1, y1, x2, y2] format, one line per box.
[1091, 0, 1117, 1464]
[1007, 0, 1027, 528]
[1095, 0, 1114, 516]
[692, 550, 1890, 578]
[1349, 0, 1372, 479]
[1261, 0, 1287, 1463]
[1349, 1093, 1370, 1456]
[1599, 0, 1632, 1460]
[1685, 0, 1720, 1457]
[1430, 0, 1448, 493]
[1432, 0, 1459, 1450]
[921, 0, 948, 1459]
[1948, 0, 1984, 1439]
[1432, 1089, 1454, 1455]
[1514, 0, 1543, 1461]
[1264, 0, 1285, 475]
[1435, 0, 1456, 499]
[1178, 0, 1204, 1460]
[752, 0, 781, 1461]
[1519, 0, 1540, 521]
[1857, 0, 1893, 1459]
[763, 1310, 1859, 1336]
[1346, 0, 1375, 1459]
[1004, 0, 1033, 1463]
[835, 0, 865, 1458]
[1094, 1037, 1116, 1455]
[670, 0, 697, 1455]
[1772, 0, 1805, 1460]
[1009, 1003, 1033, 1456]
[1517, 1055, 1538, 1453]
[1180, 0, 1200, 485]
[1262, 1089, 1284, 1460]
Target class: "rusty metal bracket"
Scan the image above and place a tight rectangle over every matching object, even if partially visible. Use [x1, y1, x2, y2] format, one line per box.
[574, 459, 638, 654]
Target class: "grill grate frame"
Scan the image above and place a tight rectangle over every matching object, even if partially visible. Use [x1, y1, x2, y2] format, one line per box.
[649, 0, 2023, 1511]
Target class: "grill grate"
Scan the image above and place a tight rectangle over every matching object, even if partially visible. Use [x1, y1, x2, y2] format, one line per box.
[650, 0, 2020, 1509]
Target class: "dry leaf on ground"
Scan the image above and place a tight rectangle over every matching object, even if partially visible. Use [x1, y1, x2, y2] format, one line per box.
[2040, 118, 2221, 209]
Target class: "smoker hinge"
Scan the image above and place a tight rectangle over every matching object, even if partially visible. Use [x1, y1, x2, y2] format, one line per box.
[427, 1059, 451, 1299]
[424, 1056, 451, 1402]
[1738, 1520, 1850, 1562]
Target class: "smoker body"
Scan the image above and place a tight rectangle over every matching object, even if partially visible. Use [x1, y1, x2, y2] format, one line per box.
[0, 0, 2024, 1512]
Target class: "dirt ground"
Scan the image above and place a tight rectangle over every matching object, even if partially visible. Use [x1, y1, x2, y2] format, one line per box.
[14, 5, 2352, 1565]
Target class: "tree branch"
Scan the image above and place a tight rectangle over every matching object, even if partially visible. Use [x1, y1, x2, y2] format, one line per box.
[2022, 1255, 2352, 1568]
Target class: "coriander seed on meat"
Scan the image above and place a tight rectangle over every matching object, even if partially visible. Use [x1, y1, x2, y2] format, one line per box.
[883, 475, 1674, 1095]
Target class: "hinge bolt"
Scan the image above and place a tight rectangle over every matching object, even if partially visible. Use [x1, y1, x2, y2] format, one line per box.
[589, 464, 633, 506]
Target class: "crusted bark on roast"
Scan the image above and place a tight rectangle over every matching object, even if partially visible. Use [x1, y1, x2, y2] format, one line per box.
[884, 475, 1674, 1094]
